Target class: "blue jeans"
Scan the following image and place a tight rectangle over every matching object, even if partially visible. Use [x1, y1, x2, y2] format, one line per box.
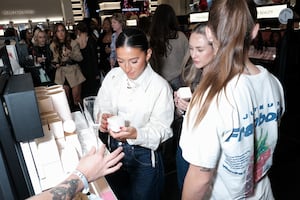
[176, 145, 189, 194]
[106, 138, 164, 200]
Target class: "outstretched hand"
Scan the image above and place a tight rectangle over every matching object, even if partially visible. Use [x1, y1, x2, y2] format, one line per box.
[76, 144, 124, 182]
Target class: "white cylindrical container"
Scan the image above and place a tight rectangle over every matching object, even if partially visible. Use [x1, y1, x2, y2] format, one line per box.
[47, 89, 72, 121]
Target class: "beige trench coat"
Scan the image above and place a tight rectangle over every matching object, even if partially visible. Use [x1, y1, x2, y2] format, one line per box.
[50, 39, 86, 88]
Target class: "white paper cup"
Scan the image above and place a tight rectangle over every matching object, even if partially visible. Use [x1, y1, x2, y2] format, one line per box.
[177, 87, 192, 100]
[107, 116, 125, 132]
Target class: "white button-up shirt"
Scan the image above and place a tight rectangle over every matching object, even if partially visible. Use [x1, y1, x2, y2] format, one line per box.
[94, 64, 174, 150]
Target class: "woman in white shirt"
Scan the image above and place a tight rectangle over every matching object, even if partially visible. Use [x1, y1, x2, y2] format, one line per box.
[180, 0, 285, 199]
[94, 28, 174, 200]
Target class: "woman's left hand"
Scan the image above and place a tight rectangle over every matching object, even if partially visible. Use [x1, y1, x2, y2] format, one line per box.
[177, 98, 189, 111]
[109, 126, 137, 141]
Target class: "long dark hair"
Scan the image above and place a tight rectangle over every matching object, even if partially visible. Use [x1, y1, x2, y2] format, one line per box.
[149, 4, 179, 57]
[76, 21, 89, 34]
[51, 23, 72, 55]
[102, 17, 113, 33]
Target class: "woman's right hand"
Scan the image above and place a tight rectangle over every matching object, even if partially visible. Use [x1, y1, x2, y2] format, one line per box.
[174, 91, 190, 114]
[99, 113, 113, 132]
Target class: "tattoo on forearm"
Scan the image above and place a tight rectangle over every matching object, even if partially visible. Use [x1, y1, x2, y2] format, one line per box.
[199, 167, 212, 172]
[50, 179, 80, 200]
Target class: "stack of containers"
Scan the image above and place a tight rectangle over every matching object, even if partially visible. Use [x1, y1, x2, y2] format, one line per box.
[32, 85, 81, 190]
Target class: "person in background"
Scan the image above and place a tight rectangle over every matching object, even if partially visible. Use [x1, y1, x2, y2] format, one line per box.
[96, 17, 114, 144]
[31, 26, 42, 45]
[251, 30, 264, 54]
[31, 29, 55, 86]
[109, 12, 126, 68]
[149, 3, 189, 176]
[75, 21, 100, 98]
[149, 4, 189, 90]
[85, 0, 100, 19]
[93, 28, 174, 200]
[89, 17, 101, 42]
[50, 23, 86, 111]
[27, 145, 124, 200]
[267, 31, 282, 48]
[137, 15, 151, 42]
[19, 28, 34, 54]
[180, 0, 285, 199]
[4, 26, 18, 46]
[18, 28, 34, 68]
[98, 16, 113, 75]
[172, 23, 214, 196]
[44, 28, 53, 45]
[87, 17, 102, 77]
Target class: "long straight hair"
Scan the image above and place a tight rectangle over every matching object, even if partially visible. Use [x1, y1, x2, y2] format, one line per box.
[51, 23, 72, 54]
[149, 4, 179, 57]
[188, 0, 257, 127]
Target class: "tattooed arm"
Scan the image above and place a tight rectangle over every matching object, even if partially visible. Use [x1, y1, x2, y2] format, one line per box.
[28, 175, 84, 200]
[182, 164, 214, 200]
[27, 145, 124, 200]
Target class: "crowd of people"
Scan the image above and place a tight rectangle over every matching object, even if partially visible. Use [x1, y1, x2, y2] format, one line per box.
[5, 0, 286, 199]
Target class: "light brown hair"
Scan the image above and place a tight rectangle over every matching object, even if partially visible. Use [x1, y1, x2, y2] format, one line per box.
[188, 0, 257, 127]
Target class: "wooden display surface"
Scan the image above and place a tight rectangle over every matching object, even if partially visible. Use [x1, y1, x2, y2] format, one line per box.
[90, 177, 118, 200]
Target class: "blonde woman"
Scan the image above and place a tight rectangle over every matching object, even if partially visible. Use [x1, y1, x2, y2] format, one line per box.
[180, 0, 285, 199]
[31, 29, 55, 86]
[173, 23, 214, 195]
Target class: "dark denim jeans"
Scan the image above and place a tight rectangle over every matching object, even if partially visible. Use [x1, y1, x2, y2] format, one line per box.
[176, 145, 189, 195]
[106, 138, 165, 200]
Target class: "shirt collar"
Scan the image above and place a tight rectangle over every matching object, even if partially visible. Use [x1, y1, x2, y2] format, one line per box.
[124, 63, 153, 91]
